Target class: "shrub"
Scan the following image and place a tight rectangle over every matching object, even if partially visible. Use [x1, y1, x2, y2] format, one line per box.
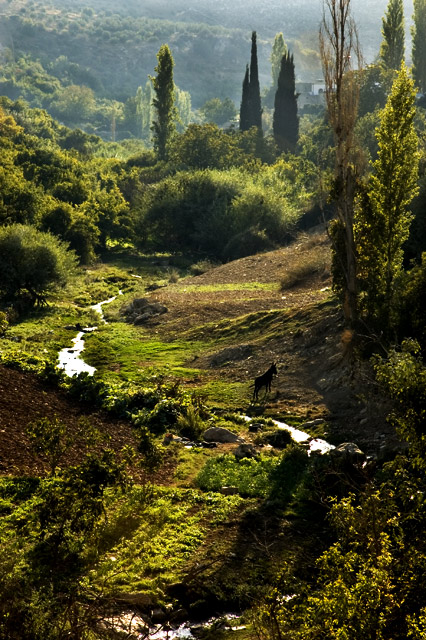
[0, 224, 78, 305]
[177, 404, 205, 441]
[263, 429, 293, 449]
[268, 445, 309, 503]
[0, 311, 8, 335]
[136, 168, 301, 260]
[189, 259, 218, 275]
[133, 398, 181, 434]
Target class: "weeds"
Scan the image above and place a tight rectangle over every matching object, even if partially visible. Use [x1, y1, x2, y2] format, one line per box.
[280, 249, 330, 289]
[196, 453, 279, 497]
[189, 259, 219, 275]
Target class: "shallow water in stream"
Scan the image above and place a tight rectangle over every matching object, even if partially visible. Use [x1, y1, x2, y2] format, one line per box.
[57, 293, 120, 377]
[243, 416, 334, 455]
[104, 613, 244, 640]
[273, 419, 335, 454]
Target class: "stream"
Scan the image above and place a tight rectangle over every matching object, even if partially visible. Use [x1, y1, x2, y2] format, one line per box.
[273, 419, 335, 454]
[57, 293, 121, 377]
[104, 612, 244, 640]
[56, 293, 336, 458]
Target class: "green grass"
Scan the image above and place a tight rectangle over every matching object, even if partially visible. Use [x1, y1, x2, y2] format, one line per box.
[197, 380, 250, 409]
[171, 282, 279, 293]
[96, 486, 245, 595]
[82, 323, 208, 382]
[195, 453, 280, 498]
[173, 446, 220, 487]
[1, 306, 91, 363]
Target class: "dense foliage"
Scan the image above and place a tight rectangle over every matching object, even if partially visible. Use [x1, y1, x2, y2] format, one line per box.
[0, 225, 77, 305]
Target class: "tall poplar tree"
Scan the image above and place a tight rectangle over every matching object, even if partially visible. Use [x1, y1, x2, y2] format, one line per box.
[412, 0, 426, 93]
[320, 0, 362, 327]
[273, 51, 299, 153]
[379, 0, 405, 71]
[151, 44, 177, 161]
[356, 64, 419, 331]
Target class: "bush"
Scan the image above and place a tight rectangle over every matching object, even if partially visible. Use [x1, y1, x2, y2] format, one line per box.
[0, 224, 78, 305]
[268, 445, 310, 503]
[133, 398, 181, 434]
[263, 429, 293, 449]
[177, 404, 205, 440]
[0, 311, 8, 335]
[136, 168, 300, 260]
[189, 259, 218, 275]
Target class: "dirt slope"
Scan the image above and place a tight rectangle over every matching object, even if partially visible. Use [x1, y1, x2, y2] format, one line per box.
[0, 365, 143, 477]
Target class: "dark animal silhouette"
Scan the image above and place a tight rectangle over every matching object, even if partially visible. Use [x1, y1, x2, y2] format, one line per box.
[252, 363, 277, 401]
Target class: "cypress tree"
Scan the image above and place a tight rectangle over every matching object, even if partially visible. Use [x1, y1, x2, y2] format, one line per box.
[239, 65, 251, 131]
[239, 32, 262, 132]
[273, 51, 299, 153]
[412, 0, 426, 93]
[271, 33, 287, 89]
[151, 44, 177, 161]
[248, 31, 262, 131]
[379, 0, 405, 71]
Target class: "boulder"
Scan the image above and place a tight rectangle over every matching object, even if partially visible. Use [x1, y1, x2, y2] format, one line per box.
[122, 297, 168, 325]
[203, 426, 245, 444]
[234, 443, 258, 460]
[201, 441, 217, 448]
[132, 297, 150, 309]
[330, 442, 365, 463]
[134, 312, 152, 325]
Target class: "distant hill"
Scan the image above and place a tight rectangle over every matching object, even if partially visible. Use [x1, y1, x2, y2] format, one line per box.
[0, 0, 415, 109]
[48, 0, 415, 63]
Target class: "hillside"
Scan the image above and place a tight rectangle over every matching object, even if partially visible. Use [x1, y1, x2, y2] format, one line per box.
[0, 232, 412, 640]
[0, 0, 409, 114]
[0, 233, 398, 480]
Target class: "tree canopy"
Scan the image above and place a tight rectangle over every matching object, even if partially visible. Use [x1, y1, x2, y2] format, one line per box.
[0, 224, 78, 305]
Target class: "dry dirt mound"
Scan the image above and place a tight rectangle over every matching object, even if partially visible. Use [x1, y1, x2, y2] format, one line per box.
[0, 365, 143, 477]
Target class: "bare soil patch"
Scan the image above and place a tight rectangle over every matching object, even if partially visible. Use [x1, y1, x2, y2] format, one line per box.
[0, 365, 145, 477]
